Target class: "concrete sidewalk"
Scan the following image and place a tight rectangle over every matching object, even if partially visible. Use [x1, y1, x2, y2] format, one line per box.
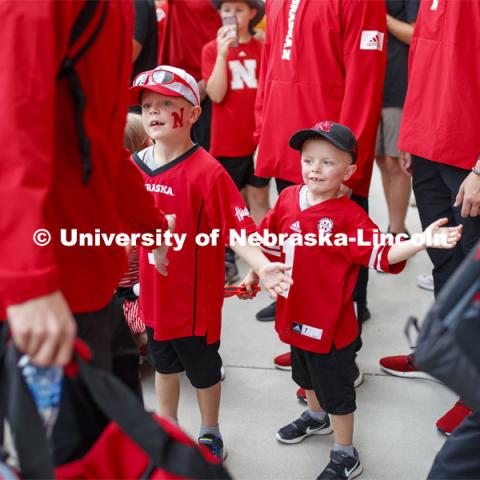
[142, 165, 455, 480]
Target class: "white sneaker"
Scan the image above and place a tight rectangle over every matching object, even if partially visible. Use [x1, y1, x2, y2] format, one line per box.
[416, 274, 434, 291]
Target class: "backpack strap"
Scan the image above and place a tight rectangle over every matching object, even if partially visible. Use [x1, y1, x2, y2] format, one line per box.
[57, 0, 108, 184]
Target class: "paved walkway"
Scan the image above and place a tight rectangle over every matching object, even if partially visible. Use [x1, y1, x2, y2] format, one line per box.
[142, 165, 454, 479]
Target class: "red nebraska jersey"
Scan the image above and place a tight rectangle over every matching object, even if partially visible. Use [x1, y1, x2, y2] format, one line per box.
[202, 37, 263, 157]
[259, 186, 405, 353]
[133, 145, 256, 343]
[0, 1, 167, 315]
[162, 0, 220, 81]
[398, 0, 480, 169]
[255, 0, 386, 197]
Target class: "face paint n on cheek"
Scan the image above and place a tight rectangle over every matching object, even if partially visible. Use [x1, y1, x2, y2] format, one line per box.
[171, 108, 185, 129]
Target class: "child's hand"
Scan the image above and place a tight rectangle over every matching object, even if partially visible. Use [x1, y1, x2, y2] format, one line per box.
[257, 263, 293, 299]
[423, 218, 463, 249]
[240, 269, 260, 300]
[217, 26, 237, 57]
[166, 213, 176, 232]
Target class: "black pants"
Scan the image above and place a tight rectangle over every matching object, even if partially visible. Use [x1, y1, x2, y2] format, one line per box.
[427, 411, 480, 479]
[192, 97, 212, 151]
[275, 178, 369, 320]
[51, 296, 140, 464]
[412, 155, 480, 296]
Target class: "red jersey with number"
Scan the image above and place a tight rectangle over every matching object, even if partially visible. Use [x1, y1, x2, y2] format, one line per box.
[162, 0, 220, 80]
[202, 37, 263, 157]
[254, 0, 386, 197]
[133, 145, 256, 343]
[259, 186, 406, 353]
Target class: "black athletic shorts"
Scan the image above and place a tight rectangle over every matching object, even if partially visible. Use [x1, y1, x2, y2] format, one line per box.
[216, 155, 270, 190]
[291, 340, 358, 415]
[145, 327, 222, 389]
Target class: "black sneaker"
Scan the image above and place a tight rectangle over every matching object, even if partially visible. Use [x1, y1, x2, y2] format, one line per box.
[317, 449, 362, 480]
[255, 301, 276, 322]
[276, 410, 332, 444]
[198, 433, 228, 462]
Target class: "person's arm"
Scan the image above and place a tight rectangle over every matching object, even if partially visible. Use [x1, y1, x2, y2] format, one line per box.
[204, 27, 236, 103]
[0, 1, 78, 365]
[339, 0, 387, 196]
[386, 15, 416, 45]
[387, 218, 463, 264]
[454, 156, 480, 218]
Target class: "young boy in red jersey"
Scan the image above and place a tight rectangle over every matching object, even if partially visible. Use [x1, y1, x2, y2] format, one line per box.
[202, 0, 268, 283]
[243, 121, 462, 479]
[129, 65, 292, 461]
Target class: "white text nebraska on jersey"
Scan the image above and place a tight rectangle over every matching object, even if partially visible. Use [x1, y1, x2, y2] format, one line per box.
[145, 183, 174, 196]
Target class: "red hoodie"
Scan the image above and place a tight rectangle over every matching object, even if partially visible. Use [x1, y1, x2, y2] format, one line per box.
[0, 1, 167, 314]
[254, 0, 387, 197]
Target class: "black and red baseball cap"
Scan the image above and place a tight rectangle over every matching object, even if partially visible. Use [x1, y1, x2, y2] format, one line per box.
[289, 120, 358, 163]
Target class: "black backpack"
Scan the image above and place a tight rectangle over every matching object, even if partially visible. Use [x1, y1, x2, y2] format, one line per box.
[406, 241, 480, 411]
[57, 0, 108, 184]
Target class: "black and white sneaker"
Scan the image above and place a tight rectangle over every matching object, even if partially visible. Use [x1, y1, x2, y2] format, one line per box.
[276, 410, 332, 444]
[317, 449, 363, 480]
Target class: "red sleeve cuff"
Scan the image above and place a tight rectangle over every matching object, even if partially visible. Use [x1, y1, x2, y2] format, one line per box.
[1, 267, 60, 307]
[379, 245, 407, 274]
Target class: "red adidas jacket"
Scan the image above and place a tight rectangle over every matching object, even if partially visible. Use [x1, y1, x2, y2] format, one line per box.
[254, 0, 387, 197]
[0, 1, 167, 314]
[398, 0, 480, 169]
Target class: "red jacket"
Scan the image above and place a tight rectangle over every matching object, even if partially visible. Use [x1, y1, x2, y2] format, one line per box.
[0, 1, 167, 314]
[254, 0, 387, 197]
[398, 0, 480, 169]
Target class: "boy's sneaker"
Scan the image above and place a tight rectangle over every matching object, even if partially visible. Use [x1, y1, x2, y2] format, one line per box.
[379, 353, 433, 380]
[436, 400, 472, 436]
[198, 433, 228, 462]
[296, 368, 364, 402]
[255, 301, 276, 322]
[416, 274, 434, 292]
[317, 449, 362, 480]
[274, 352, 291, 370]
[276, 410, 332, 444]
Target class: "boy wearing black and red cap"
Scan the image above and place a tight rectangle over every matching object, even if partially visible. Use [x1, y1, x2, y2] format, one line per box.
[129, 65, 292, 461]
[243, 121, 462, 479]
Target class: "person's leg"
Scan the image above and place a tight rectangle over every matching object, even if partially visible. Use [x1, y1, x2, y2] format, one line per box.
[382, 108, 410, 234]
[196, 382, 221, 427]
[331, 413, 354, 446]
[412, 156, 479, 295]
[155, 372, 180, 421]
[427, 411, 480, 479]
[383, 156, 411, 234]
[245, 184, 270, 224]
[350, 194, 369, 324]
[145, 327, 184, 421]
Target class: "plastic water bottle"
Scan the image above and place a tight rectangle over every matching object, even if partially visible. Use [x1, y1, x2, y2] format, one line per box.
[18, 355, 63, 437]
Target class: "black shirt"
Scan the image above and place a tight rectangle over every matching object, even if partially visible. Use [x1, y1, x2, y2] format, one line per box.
[383, 0, 420, 108]
[132, 0, 158, 79]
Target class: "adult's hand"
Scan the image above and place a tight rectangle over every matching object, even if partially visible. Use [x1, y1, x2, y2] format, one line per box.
[454, 171, 480, 217]
[7, 291, 77, 367]
[399, 151, 413, 177]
